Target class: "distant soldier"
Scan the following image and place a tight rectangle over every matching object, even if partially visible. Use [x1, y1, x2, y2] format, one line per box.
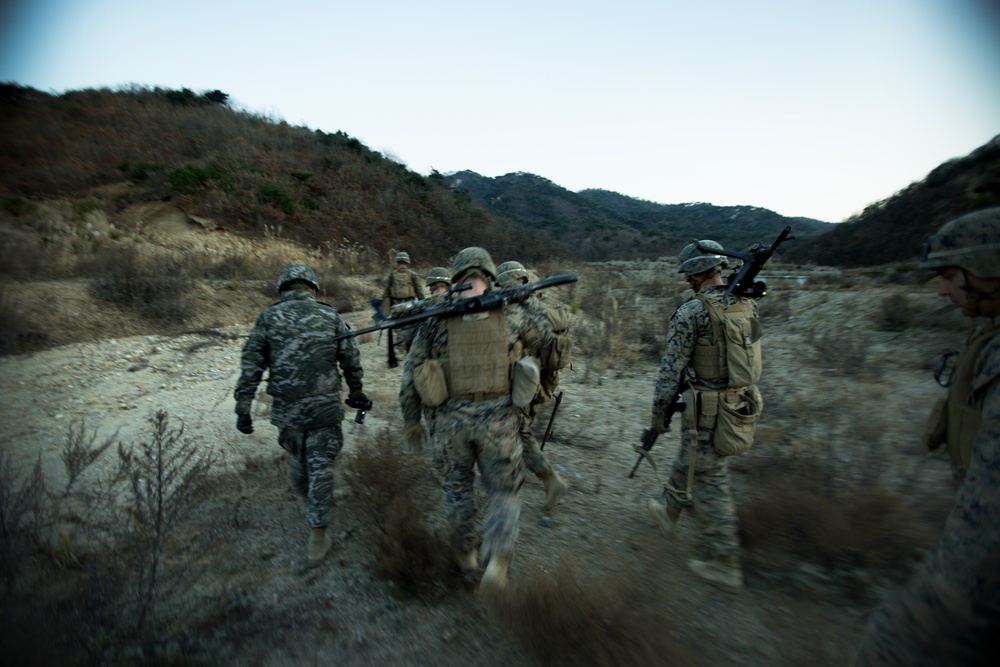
[854, 209, 1000, 666]
[496, 260, 571, 511]
[381, 250, 427, 311]
[647, 240, 764, 592]
[234, 264, 367, 564]
[399, 248, 564, 590]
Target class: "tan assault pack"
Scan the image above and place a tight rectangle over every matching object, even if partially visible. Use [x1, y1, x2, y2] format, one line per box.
[389, 268, 417, 300]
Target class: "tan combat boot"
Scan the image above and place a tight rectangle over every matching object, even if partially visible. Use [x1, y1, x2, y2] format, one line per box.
[540, 467, 569, 512]
[458, 549, 480, 575]
[648, 499, 679, 537]
[480, 555, 510, 591]
[307, 527, 333, 562]
[687, 555, 744, 593]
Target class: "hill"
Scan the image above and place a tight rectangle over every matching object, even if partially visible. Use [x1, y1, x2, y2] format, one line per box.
[787, 135, 1000, 267]
[444, 170, 832, 260]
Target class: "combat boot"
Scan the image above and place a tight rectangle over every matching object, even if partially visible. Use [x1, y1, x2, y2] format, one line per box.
[540, 467, 569, 511]
[648, 499, 679, 537]
[687, 555, 744, 593]
[480, 555, 510, 591]
[458, 549, 480, 575]
[307, 527, 333, 563]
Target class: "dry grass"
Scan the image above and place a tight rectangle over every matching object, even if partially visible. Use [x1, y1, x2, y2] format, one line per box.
[483, 554, 684, 666]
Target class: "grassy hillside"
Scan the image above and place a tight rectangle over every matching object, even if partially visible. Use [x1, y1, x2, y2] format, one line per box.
[0, 83, 552, 265]
[787, 135, 1000, 267]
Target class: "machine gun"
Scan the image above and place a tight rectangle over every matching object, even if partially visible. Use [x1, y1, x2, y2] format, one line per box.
[628, 391, 686, 478]
[333, 274, 580, 342]
[698, 226, 794, 306]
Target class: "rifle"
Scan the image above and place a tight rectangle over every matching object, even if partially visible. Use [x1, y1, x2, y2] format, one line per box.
[370, 297, 388, 324]
[539, 391, 563, 451]
[628, 391, 686, 478]
[332, 274, 580, 342]
[698, 225, 794, 306]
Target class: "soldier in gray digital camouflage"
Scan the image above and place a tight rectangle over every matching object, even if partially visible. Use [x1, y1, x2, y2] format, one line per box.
[853, 208, 1000, 666]
[646, 240, 764, 593]
[398, 248, 565, 591]
[496, 260, 571, 512]
[234, 264, 367, 564]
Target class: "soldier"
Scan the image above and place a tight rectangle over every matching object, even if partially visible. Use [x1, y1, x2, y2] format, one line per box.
[646, 240, 764, 593]
[381, 250, 427, 310]
[234, 264, 367, 564]
[853, 208, 1000, 666]
[395, 266, 453, 354]
[496, 260, 570, 511]
[398, 248, 563, 590]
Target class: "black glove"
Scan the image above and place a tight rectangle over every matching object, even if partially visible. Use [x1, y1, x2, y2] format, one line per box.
[236, 413, 254, 434]
[346, 393, 372, 411]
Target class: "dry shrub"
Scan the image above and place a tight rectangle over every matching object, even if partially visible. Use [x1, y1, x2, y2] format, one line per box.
[343, 427, 453, 598]
[738, 456, 935, 600]
[874, 294, 920, 332]
[0, 288, 50, 355]
[484, 554, 683, 666]
[85, 245, 194, 322]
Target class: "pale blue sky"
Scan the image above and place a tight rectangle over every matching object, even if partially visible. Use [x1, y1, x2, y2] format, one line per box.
[1, 0, 998, 222]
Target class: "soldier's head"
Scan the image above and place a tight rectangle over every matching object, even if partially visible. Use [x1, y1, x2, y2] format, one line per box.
[394, 251, 411, 268]
[496, 260, 529, 288]
[276, 263, 319, 294]
[425, 266, 451, 295]
[451, 247, 496, 298]
[677, 240, 728, 292]
[920, 208, 1000, 318]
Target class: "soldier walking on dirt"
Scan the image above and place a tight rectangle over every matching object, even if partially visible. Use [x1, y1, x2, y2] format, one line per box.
[395, 266, 452, 355]
[398, 248, 564, 590]
[233, 264, 367, 564]
[854, 209, 1000, 666]
[496, 260, 571, 512]
[646, 240, 764, 593]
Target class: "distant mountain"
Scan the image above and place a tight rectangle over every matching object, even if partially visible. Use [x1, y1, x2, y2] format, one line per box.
[787, 135, 1000, 267]
[444, 171, 832, 260]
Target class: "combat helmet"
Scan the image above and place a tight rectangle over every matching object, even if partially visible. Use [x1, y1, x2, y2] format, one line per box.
[394, 251, 411, 265]
[276, 263, 320, 293]
[677, 240, 729, 275]
[496, 260, 529, 287]
[920, 208, 1000, 278]
[425, 266, 451, 288]
[451, 247, 497, 282]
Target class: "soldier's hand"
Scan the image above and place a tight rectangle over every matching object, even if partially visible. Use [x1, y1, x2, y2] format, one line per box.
[403, 421, 428, 454]
[650, 412, 668, 435]
[346, 392, 372, 411]
[236, 414, 254, 434]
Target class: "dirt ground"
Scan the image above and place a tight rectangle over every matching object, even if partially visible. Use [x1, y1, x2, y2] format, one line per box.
[0, 211, 971, 665]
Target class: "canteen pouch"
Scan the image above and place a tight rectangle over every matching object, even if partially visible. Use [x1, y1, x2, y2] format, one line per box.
[414, 359, 449, 408]
[714, 386, 762, 456]
[512, 356, 541, 408]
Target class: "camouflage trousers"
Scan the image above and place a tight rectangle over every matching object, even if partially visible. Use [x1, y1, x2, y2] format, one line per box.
[663, 425, 740, 559]
[278, 425, 344, 529]
[519, 407, 553, 478]
[432, 396, 525, 564]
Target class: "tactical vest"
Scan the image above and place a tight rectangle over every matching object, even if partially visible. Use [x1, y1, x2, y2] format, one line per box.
[390, 269, 416, 300]
[926, 325, 1000, 477]
[690, 293, 762, 388]
[444, 309, 512, 399]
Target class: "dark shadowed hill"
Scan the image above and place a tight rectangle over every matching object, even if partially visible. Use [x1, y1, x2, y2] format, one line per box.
[444, 170, 831, 260]
[787, 135, 1000, 267]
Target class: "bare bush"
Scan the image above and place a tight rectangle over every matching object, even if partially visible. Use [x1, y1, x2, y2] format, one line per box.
[85, 245, 194, 323]
[874, 294, 920, 332]
[0, 447, 46, 593]
[343, 427, 453, 598]
[0, 288, 50, 355]
[484, 554, 683, 666]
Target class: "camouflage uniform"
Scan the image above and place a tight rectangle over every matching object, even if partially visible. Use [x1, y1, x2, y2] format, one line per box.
[653, 283, 752, 560]
[234, 265, 364, 531]
[381, 251, 428, 309]
[496, 260, 571, 510]
[854, 209, 1000, 665]
[399, 249, 558, 584]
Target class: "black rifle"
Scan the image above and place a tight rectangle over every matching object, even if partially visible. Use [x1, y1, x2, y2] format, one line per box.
[332, 274, 580, 342]
[698, 225, 794, 306]
[370, 297, 388, 324]
[628, 391, 686, 478]
[539, 391, 563, 451]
